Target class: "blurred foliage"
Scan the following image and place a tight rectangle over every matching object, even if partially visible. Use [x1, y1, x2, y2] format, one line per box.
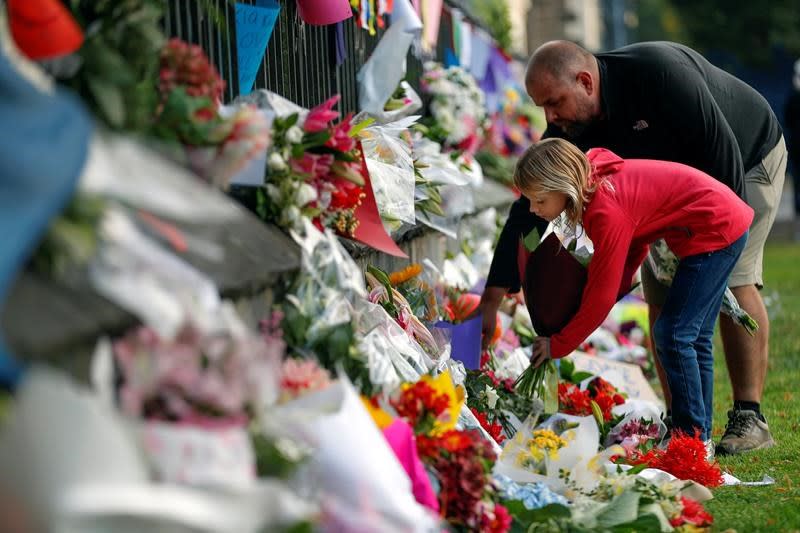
[465, 0, 512, 52]
[634, 0, 800, 66]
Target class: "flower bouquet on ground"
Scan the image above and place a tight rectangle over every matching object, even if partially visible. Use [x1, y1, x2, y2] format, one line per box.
[379, 371, 511, 532]
[613, 430, 724, 489]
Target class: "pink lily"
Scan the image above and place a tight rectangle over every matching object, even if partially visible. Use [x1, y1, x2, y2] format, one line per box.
[304, 95, 341, 133]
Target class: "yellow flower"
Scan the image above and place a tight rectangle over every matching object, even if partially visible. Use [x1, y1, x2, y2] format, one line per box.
[420, 370, 464, 435]
[389, 263, 423, 285]
[360, 396, 393, 430]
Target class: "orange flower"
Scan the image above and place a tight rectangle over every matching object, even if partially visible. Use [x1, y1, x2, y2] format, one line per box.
[389, 263, 423, 285]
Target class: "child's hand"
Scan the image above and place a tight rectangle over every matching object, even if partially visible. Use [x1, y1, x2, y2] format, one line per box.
[530, 336, 551, 368]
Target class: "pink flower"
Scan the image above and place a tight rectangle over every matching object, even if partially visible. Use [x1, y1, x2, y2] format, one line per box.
[290, 152, 334, 180]
[304, 95, 341, 133]
[324, 114, 356, 152]
[280, 358, 332, 401]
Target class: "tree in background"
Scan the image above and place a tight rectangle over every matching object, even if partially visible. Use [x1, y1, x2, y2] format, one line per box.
[466, 0, 512, 52]
[634, 0, 800, 67]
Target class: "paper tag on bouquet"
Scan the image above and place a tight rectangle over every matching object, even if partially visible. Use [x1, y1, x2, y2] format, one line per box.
[139, 421, 256, 490]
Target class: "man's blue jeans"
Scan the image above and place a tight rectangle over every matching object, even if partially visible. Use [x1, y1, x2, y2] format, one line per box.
[653, 232, 748, 441]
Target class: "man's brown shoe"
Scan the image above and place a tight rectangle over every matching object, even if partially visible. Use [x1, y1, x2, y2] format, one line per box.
[716, 409, 776, 455]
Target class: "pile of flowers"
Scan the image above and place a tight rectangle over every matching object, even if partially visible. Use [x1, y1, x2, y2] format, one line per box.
[258, 95, 367, 236]
[113, 324, 280, 423]
[420, 62, 487, 154]
[379, 372, 511, 532]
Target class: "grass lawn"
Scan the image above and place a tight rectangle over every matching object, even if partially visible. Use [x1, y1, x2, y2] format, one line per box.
[706, 241, 800, 532]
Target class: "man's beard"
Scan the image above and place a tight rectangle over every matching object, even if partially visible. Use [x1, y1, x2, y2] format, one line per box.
[558, 119, 592, 138]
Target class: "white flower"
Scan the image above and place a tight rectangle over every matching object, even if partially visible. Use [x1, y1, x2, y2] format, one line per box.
[286, 125, 304, 144]
[268, 152, 287, 172]
[265, 183, 281, 203]
[484, 385, 499, 410]
[285, 205, 301, 226]
[295, 183, 317, 206]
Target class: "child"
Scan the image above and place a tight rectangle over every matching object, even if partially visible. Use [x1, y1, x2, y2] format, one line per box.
[518, 138, 752, 446]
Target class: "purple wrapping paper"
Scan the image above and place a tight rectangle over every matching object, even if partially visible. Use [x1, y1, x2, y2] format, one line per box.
[435, 315, 482, 370]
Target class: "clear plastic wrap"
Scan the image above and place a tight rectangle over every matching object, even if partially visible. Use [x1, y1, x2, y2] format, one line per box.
[359, 117, 418, 226]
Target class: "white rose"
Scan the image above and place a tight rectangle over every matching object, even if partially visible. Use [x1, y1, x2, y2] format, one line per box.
[265, 183, 281, 203]
[484, 385, 499, 410]
[295, 183, 317, 206]
[268, 152, 287, 172]
[286, 125, 304, 144]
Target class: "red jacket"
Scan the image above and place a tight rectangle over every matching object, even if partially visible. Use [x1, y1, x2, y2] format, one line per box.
[549, 148, 754, 358]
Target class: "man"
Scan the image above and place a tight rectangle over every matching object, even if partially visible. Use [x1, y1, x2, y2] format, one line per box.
[785, 59, 800, 216]
[481, 41, 786, 455]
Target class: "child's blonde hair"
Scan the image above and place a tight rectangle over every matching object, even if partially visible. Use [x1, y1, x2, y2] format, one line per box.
[513, 138, 593, 230]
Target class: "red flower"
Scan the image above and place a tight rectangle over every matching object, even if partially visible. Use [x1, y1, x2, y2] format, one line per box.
[481, 503, 512, 533]
[469, 407, 506, 444]
[391, 381, 451, 433]
[593, 393, 616, 422]
[304, 95, 340, 133]
[670, 496, 714, 527]
[624, 430, 723, 488]
[329, 176, 363, 209]
[558, 382, 593, 416]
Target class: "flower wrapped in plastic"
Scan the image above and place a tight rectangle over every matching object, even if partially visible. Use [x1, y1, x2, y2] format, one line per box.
[648, 238, 758, 335]
[358, 116, 418, 229]
[280, 220, 373, 391]
[495, 413, 599, 493]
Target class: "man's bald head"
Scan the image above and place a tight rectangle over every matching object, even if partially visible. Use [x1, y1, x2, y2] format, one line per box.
[524, 41, 601, 137]
[526, 40, 594, 86]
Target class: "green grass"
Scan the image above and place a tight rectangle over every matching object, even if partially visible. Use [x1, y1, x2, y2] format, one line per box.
[706, 242, 800, 532]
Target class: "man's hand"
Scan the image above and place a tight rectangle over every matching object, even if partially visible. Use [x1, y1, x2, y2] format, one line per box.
[531, 336, 551, 368]
[474, 286, 508, 348]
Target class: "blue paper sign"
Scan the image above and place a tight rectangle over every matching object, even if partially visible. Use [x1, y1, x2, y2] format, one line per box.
[435, 315, 483, 370]
[235, 1, 280, 95]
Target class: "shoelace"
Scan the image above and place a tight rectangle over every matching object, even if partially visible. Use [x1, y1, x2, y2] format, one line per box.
[725, 411, 755, 438]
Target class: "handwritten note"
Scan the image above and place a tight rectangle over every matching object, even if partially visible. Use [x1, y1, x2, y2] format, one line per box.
[235, 1, 280, 96]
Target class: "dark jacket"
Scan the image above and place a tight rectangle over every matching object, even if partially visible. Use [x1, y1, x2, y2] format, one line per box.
[487, 41, 782, 293]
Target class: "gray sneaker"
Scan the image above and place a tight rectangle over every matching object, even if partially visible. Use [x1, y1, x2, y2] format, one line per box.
[716, 409, 776, 455]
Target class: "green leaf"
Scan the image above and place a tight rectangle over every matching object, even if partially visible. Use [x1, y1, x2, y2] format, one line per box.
[504, 501, 571, 525]
[87, 76, 126, 128]
[595, 490, 641, 528]
[559, 358, 575, 380]
[570, 371, 595, 384]
[625, 462, 650, 476]
[349, 117, 375, 137]
[608, 513, 663, 532]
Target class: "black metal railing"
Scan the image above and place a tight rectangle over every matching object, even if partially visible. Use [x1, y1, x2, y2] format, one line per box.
[164, 0, 477, 112]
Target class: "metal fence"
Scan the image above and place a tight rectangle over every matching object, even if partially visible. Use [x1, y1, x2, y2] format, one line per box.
[164, 0, 466, 112]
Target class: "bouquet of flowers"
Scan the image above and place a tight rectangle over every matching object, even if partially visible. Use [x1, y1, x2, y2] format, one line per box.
[365, 266, 442, 358]
[420, 62, 487, 154]
[614, 430, 724, 488]
[257, 95, 369, 237]
[153, 38, 271, 188]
